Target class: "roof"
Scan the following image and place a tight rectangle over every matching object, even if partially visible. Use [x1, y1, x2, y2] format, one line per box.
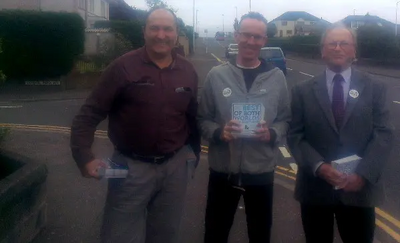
[271, 11, 329, 24]
[340, 14, 395, 27]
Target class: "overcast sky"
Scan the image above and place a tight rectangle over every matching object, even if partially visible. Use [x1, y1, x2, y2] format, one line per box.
[125, 0, 397, 36]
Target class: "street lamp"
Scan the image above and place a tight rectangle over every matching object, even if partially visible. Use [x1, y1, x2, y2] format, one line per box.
[249, 0, 251, 12]
[196, 9, 199, 34]
[222, 14, 225, 33]
[192, 0, 195, 53]
[396, 1, 400, 36]
[235, 6, 238, 19]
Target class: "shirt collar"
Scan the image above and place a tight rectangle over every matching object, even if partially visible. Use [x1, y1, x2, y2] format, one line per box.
[326, 66, 352, 84]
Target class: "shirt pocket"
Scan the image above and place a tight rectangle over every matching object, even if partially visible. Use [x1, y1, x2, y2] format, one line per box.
[168, 86, 193, 113]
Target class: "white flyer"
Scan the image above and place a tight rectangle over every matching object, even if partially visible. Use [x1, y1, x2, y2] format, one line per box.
[231, 103, 265, 138]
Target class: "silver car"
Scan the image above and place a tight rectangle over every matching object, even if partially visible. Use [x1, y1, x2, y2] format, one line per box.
[225, 44, 238, 58]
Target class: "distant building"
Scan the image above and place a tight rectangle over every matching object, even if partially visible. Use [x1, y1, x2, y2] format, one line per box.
[0, 0, 110, 28]
[270, 11, 331, 37]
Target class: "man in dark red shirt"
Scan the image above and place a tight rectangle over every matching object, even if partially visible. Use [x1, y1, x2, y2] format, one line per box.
[70, 7, 200, 243]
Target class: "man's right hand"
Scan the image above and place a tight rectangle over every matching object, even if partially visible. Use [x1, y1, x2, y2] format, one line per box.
[220, 120, 242, 142]
[317, 163, 347, 188]
[80, 159, 107, 180]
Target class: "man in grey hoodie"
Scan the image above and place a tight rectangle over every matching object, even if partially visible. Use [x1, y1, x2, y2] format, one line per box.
[198, 12, 291, 243]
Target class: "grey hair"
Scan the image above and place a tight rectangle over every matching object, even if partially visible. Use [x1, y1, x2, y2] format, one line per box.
[320, 22, 358, 48]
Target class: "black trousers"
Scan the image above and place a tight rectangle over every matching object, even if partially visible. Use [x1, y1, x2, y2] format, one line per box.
[301, 203, 375, 243]
[204, 172, 273, 243]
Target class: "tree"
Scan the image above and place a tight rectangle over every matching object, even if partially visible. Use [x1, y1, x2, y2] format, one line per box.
[267, 23, 277, 38]
[145, 0, 177, 12]
[0, 39, 5, 84]
[233, 18, 239, 31]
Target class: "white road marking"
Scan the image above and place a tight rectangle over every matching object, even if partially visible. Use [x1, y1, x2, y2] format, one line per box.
[299, 71, 315, 77]
[393, 101, 400, 104]
[287, 67, 293, 71]
[0, 105, 23, 109]
[289, 163, 298, 173]
[279, 146, 291, 158]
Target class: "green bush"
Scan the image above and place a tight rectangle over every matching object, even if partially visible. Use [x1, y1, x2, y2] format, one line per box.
[0, 127, 10, 145]
[0, 10, 85, 82]
[0, 39, 5, 84]
[357, 25, 400, 60]
[94, 20, 144, 50]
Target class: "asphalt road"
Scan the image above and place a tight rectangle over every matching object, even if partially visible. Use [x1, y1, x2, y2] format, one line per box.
[1, 38, 400, 242]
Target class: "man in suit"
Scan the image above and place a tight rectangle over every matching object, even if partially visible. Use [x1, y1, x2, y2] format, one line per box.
[287, 23, 394, 243]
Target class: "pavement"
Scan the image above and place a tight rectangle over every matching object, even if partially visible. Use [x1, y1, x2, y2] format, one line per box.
[0, 38, 400, 242]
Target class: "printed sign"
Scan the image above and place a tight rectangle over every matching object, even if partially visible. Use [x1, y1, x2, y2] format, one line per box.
[231, 103, 265, 137]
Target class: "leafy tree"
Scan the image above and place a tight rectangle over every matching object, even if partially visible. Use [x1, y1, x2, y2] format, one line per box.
[0, 39, 5, 84]
[267, 23, 277, 38]
[145, 0, 177, 12]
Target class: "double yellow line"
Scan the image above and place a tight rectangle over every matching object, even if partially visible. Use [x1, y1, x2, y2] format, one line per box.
[0, 123, 108, 139]
[3, 123, 400, 242]
[202, 144, 400, 242]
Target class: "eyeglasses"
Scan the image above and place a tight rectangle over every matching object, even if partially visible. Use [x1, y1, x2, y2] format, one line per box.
[325, 41, 354, 49]
[237, 32, 266, 42]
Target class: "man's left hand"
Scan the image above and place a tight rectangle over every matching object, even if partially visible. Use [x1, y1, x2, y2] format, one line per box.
[253, 121, 270, 142]
[343, 174, 365, 192]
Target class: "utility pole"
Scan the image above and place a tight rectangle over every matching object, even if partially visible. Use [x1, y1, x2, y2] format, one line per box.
[196, 9, 199, 34]
[235, 6, 238, 19]
[192, 0, 196, 53]
[249, 0, 251, 12]
[85, 0, 89, 28]
[222, 14, 224, 33]
[396, 1, 400, 36]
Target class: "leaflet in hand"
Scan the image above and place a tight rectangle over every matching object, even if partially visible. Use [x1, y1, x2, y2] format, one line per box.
[331, 154, 361, 190]
[231, 103, 265, 138]
[98, 158, 129, 179]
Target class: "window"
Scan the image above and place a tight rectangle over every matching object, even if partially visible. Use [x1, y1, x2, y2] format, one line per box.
[287, 30, 293, 35]
[89, 0, 94, 12]
[310, 21, 315, 25]
[78, 0, 85, 9]
[282, 21, 288, 26]
[101, 1, 105, 17]
[297, 21, 305, 25]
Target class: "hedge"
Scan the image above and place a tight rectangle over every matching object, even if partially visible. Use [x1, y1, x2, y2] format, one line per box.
[94, 20, 144, 50]
[267, 25, 400, 62]
[0, 10, 84, 82]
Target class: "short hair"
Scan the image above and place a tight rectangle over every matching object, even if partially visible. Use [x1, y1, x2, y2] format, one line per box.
[144, 6, 178, 29]
[238, 12, 268, 33]
[320, 22, 358, 48]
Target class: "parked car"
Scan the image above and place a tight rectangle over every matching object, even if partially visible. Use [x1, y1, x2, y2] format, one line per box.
[225, 44, 238, 58]
[259, 47, 287, 75]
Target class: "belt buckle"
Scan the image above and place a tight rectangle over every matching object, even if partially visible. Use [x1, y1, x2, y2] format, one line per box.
[153, 156, 164, 164]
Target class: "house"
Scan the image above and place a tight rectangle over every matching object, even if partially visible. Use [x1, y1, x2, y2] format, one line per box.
[0, 0, 110, 28]
[340, 14, 399, 34]
[270, 11, 331, 37]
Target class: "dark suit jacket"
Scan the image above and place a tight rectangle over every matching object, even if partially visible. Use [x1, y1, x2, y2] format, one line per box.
[287, 68, 394, 207]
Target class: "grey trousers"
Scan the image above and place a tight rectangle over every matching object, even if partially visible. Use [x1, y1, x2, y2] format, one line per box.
[100, 146, 196, 243]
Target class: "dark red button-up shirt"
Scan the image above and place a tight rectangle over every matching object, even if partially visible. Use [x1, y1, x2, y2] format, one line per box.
[70, 47, 200, 167]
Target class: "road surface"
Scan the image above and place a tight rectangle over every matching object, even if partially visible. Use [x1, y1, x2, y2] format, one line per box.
[0, 38, 399, 242]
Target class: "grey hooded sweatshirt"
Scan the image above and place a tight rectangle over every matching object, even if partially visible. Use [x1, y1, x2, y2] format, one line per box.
[197, 60, 291, 186]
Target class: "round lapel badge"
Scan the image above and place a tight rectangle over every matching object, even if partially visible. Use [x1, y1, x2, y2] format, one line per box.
[349, 89, 359, 99]
[222, 88, 232, 97]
